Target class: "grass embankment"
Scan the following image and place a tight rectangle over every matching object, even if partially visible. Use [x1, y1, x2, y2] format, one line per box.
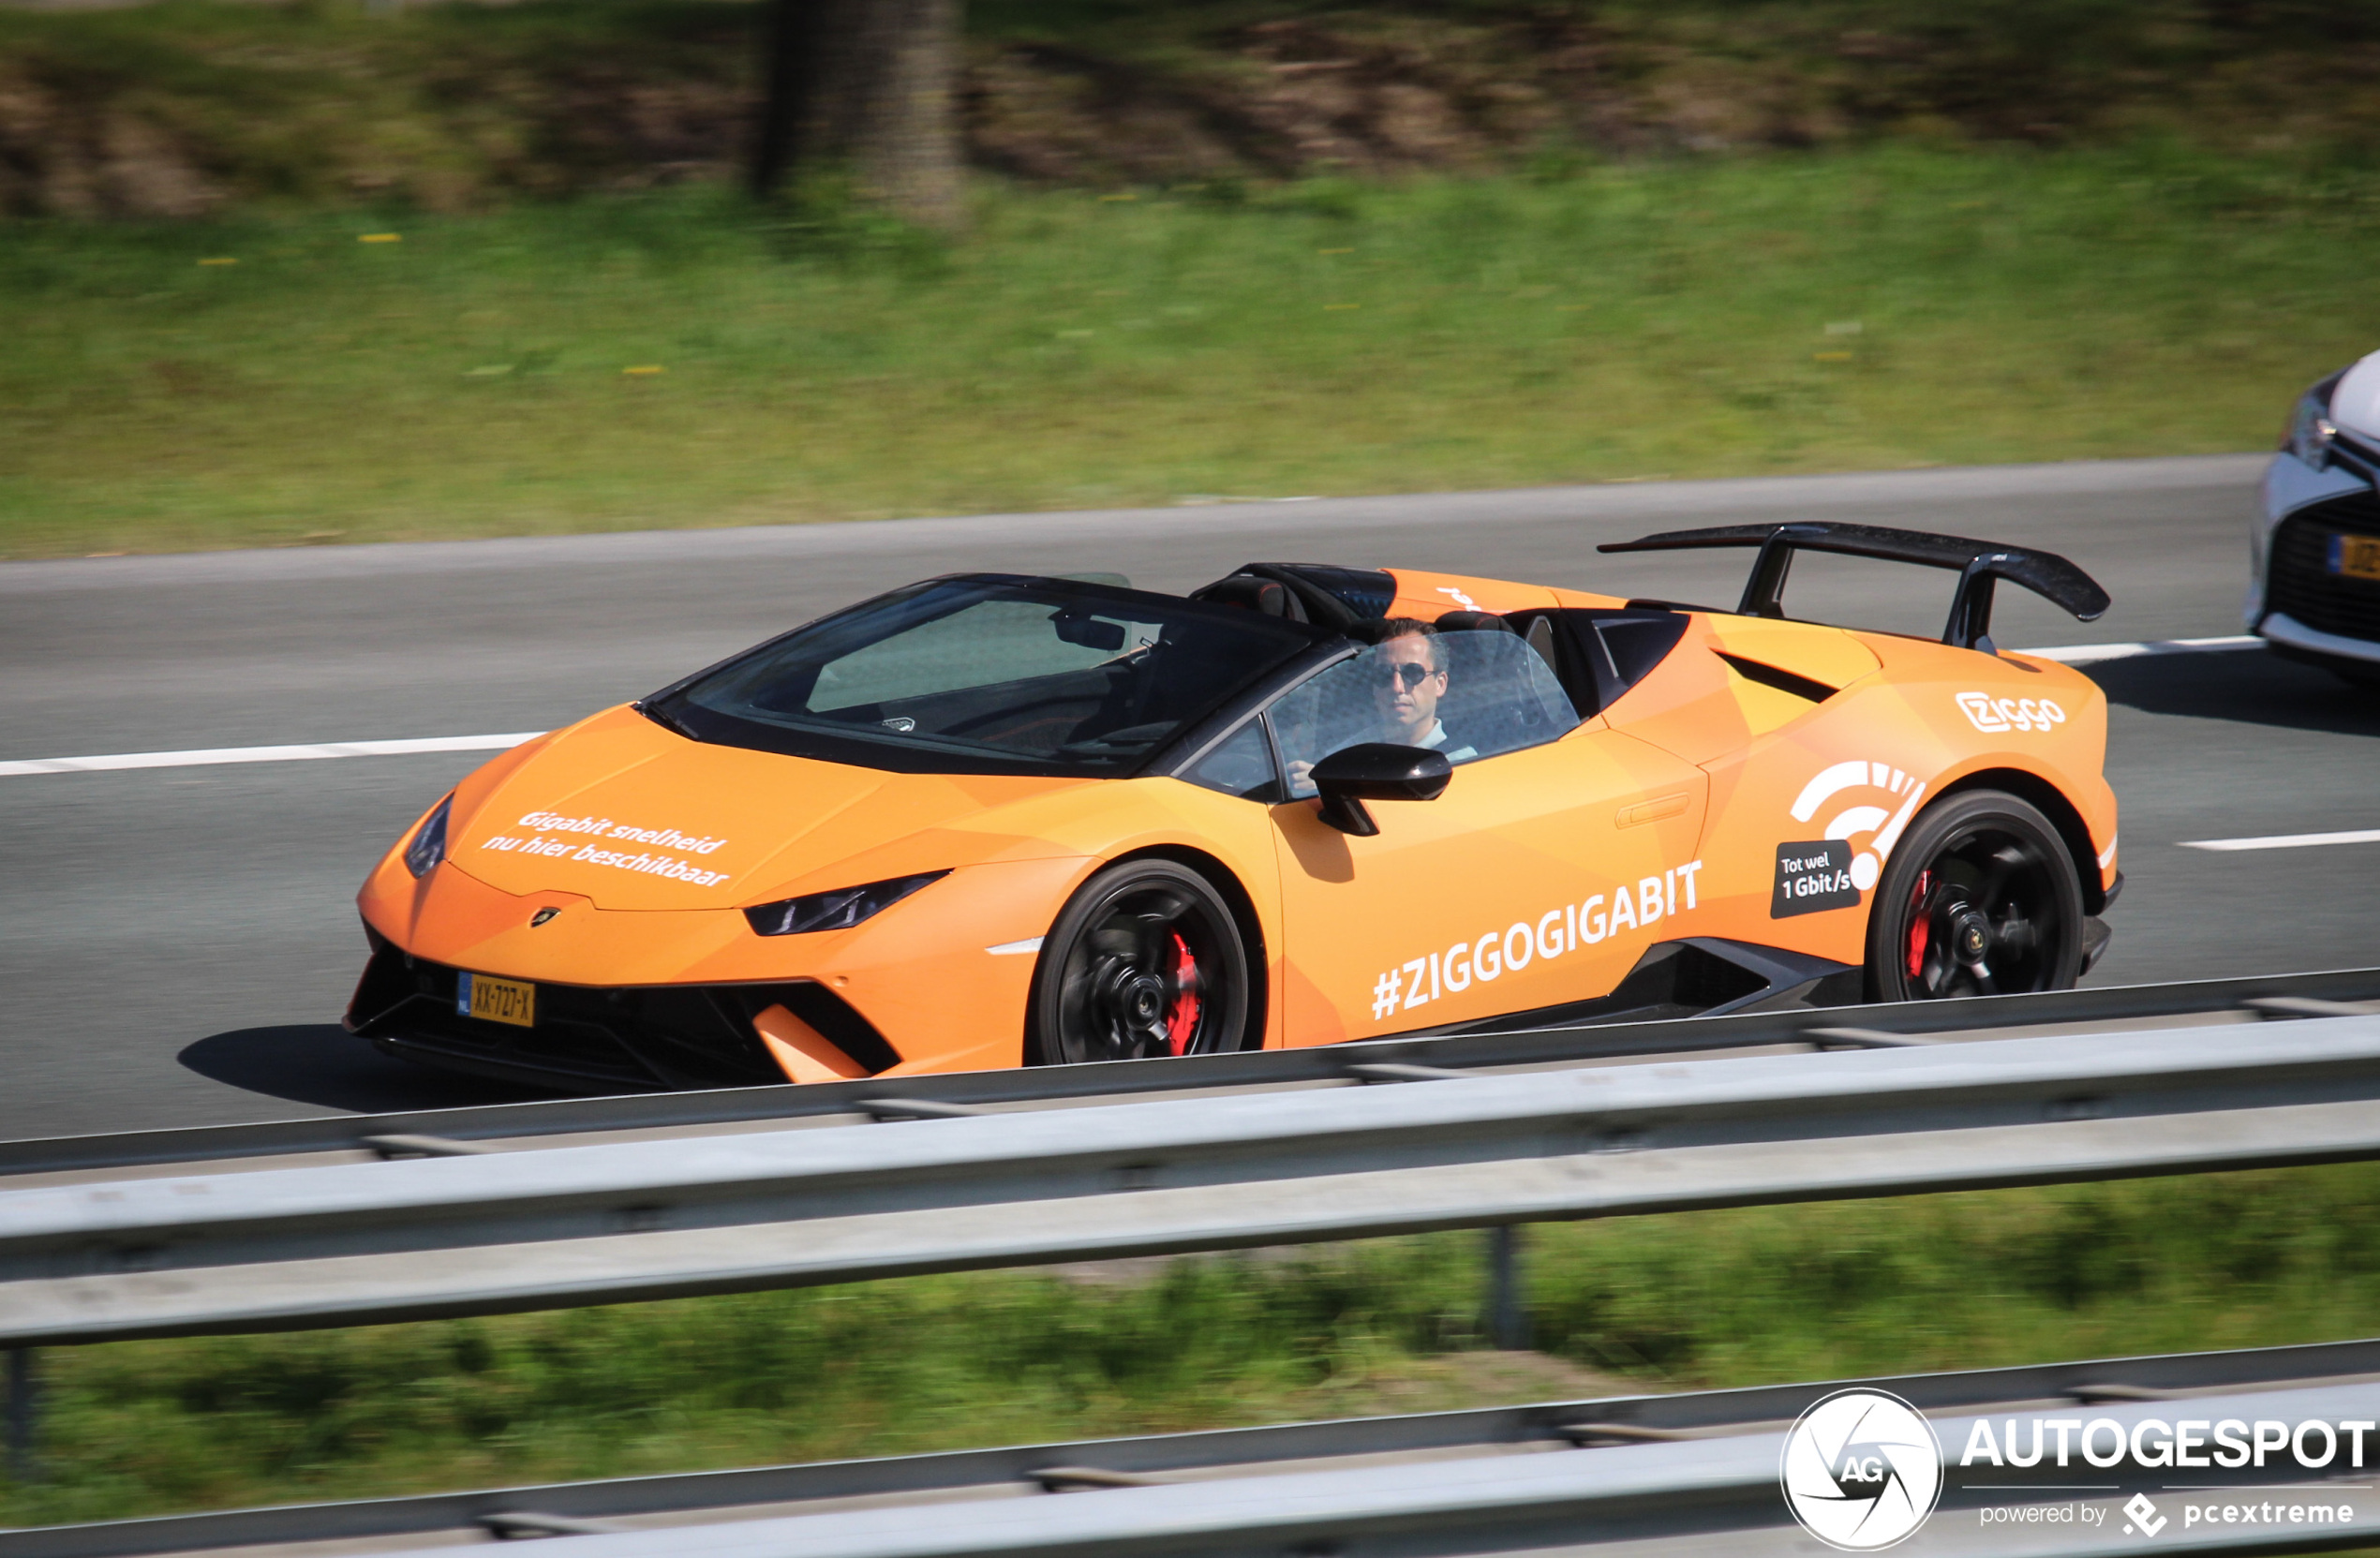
[6, 145, 2379, 559]
[7, 1163, 2380, 1525]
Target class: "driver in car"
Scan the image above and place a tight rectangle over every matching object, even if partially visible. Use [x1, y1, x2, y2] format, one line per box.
[1372, 619, 1473, 757]
[1289, 620, 1479, 792]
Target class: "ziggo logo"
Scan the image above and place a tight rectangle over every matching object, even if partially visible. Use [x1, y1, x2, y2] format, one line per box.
[1369, 861, 1703, 1022]
[1956, 691, 2066, 734]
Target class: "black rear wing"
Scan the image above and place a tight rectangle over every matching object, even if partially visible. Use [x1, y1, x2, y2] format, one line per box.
[1596, 521, 2110, 653]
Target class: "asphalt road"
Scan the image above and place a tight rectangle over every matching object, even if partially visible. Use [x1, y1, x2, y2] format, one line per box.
[5, 453, 2374, 1141]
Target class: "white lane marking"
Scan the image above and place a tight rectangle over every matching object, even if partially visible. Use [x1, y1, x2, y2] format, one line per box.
[0, 631, 2277, 779]
[0, 732, 543, 778]
[2181, 828, 2380, 853]
[985, 937, 1045, 957]
[2022, 635, 2260, 665]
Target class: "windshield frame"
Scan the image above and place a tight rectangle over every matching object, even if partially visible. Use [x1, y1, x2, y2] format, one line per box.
[641, 573, 1340, 779]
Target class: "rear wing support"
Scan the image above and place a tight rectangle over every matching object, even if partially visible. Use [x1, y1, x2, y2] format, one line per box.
[1598, 522, 2110, 653]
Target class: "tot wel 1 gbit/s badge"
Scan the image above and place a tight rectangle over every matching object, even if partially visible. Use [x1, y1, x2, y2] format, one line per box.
[1779, 1388, 1943, 1551]
[1773, 839, 1864, 918]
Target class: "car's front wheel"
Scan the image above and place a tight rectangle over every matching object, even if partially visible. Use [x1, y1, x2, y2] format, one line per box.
[1866, 791, 2084, 1002]
[1030, 859, 1252, 1064]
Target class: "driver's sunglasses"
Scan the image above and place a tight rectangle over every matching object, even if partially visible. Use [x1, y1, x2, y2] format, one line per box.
[1374, 660, 1435, 689]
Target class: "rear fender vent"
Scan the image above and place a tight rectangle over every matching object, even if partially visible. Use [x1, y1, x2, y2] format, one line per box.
[1716, 651, 1837, 704]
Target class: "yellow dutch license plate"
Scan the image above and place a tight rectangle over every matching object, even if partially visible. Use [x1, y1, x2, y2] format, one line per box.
[458, 972, 535, 1028]
[2333, 533, 2380, 583]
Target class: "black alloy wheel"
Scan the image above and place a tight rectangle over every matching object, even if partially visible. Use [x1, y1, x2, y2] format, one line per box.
[1031, 859, 1251, 1065]
[1866, 791, 2084, 1002]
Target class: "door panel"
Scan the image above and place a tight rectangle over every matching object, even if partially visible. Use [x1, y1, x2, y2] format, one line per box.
[1271, 729, 1708, 1045]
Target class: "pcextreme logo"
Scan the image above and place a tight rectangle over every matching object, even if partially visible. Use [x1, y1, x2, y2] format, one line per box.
[1779, 1389, 1943, 1551]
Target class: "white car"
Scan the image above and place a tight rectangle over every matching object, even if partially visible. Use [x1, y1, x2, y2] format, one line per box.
[2253, 349, 2380, 687]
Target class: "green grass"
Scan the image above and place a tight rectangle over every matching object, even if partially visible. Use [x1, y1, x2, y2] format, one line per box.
[7, 1161, 2380, 1526]
[5, 142, 2377, 559]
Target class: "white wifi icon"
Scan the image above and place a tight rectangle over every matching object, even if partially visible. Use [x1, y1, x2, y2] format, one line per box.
[1789, 761, 1932, 892]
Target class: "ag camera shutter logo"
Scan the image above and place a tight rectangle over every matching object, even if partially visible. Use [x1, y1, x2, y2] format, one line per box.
[1779, 1388, 1944, 1551]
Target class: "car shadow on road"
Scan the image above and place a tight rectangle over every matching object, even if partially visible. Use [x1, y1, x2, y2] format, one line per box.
[179, 1024, 554, 1114]
[2084, 647, 2380, 737]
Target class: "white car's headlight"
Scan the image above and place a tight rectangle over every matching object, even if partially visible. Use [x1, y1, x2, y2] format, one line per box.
[2283, 373, 2346, 467]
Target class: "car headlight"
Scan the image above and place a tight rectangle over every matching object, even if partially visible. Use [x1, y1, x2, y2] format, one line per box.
[744, 870, 948, 936]
[403, 794, 454, 879]
[2283, 373, 2346, 467]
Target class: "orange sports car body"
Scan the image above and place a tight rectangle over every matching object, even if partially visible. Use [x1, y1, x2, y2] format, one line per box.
[350, 522, 2120, 1091]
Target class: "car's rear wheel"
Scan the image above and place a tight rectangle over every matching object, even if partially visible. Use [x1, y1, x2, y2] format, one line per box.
[1866, 791, 2083, 1002]
[1030, 859, 1251, 1065]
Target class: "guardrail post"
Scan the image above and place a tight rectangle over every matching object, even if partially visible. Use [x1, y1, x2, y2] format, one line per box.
[5, 1347, 37, 1485]
[1484, 1224, 1530, 1350]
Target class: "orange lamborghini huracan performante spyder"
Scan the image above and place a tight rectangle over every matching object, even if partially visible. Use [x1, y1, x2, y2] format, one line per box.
[349, 523, 2120, 1092]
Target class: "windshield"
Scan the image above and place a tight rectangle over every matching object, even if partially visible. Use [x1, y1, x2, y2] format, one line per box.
[654, 576, 1328, 776]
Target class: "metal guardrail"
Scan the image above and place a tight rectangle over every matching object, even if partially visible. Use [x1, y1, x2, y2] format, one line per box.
[8, 1015, 2380, 1346]
[7, 1339, 2376, 1558]
[7, 965, 2379, 1181]
[353, 1387, 2380, 1558]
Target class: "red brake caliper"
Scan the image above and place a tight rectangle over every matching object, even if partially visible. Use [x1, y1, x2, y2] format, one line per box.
[1165, 930, 1200, 1056]
[1905, 869, 1934, 980]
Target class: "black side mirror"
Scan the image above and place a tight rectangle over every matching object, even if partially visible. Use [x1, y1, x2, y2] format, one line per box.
[1309, 743, 1452, 837]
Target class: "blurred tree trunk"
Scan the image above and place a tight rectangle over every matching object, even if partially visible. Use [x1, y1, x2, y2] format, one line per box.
[751, 0, 963, 230]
